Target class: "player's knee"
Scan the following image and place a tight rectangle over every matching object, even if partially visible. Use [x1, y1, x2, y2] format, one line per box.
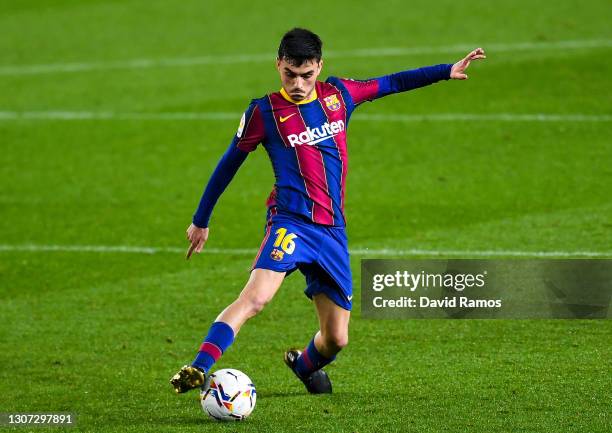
[324, 332, 348, 351]
[241, 293, 270, 316]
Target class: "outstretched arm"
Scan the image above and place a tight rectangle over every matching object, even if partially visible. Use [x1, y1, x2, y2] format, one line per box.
[186, 102, 264, 259]
[186, 145, 249, 259]
[327, 47, 486, 107]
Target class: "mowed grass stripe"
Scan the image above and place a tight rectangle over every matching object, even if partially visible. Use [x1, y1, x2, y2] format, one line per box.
[1, 244, 610, 257]
[0, 39, 610, 76]
[0, 111, 610, 122]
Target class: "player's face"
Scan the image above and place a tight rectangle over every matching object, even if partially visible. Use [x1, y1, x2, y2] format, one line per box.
[276, 58, 323, 102]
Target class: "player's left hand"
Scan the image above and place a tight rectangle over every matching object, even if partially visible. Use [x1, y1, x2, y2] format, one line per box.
[186, 223, 209, 260]
[450, 48, 486, 80]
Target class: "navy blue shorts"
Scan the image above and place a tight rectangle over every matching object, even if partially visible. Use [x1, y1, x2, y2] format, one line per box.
[252, 208, 352, 311]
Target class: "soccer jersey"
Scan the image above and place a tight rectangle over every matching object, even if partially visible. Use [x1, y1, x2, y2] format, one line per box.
[192, 64, 452, 228]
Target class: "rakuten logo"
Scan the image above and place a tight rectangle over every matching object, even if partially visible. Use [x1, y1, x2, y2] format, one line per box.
[287, 120, 345, 147]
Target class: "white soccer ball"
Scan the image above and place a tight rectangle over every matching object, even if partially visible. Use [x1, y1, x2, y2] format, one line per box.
[200, 369, 257, 421]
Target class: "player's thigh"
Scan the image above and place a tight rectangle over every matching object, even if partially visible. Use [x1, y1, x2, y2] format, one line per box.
[252, 214, 319, 273]
[237, 268, 286, 308]
[313, 293, 351, 341]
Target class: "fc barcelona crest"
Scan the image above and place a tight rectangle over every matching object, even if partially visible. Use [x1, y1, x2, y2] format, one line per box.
[270, 248, 284, 261]
[324, 94, 341, 111]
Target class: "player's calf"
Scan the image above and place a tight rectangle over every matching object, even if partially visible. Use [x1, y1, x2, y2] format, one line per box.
[318, 331, 348, 355]
[171, 271, 285, 395]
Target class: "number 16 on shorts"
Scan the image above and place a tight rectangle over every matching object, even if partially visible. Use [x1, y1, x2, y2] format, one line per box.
[270, 228, 297, 261]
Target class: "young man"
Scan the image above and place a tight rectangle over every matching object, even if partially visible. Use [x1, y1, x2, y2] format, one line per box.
[171, 28, 485, 394]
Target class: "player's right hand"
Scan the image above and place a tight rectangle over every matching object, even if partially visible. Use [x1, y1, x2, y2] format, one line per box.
[450, 47, 486, 80]
[186, 223, 209, 259]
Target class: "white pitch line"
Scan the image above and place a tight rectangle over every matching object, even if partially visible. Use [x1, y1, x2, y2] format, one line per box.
[0, 39, 610, 76]
[0, 244, 609, 258]
[0, 111, 610, 123]
[0, 111, 239, 121]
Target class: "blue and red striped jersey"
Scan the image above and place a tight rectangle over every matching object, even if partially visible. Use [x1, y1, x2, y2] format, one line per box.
[193, 64, 452, 228]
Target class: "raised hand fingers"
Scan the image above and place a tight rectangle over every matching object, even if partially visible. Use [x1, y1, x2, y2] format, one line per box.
[186, 234, 207, 259]
[186, 231, 202, 259]
[451, 47, 485, 80]
[467, 47, 486, 60]
[186, 242, 197, 260]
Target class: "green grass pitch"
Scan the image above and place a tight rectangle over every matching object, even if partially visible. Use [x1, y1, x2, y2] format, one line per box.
[1, 0, 611, 431]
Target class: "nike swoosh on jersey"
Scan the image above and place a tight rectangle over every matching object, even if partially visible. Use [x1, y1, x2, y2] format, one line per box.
[279, 113, 297, 123]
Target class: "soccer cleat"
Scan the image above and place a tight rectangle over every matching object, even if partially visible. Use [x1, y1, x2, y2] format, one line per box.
[170, 365, 206, 393]
[284, 349, 332, 394]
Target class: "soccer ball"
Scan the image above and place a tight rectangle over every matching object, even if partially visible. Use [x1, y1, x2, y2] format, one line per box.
[200, 369, 256, 421]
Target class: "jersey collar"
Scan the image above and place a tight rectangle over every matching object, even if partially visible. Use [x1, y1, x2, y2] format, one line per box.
[280, 87, 318, 105]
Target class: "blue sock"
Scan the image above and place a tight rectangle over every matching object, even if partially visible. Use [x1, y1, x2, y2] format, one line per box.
[192, 321, 235, 373]
[295, 337, 336, 378]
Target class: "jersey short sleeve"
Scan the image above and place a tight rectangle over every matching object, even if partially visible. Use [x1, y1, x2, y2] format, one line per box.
[234, 101, 265, 152]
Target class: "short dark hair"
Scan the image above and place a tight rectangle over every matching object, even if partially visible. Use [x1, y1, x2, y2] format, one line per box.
[277, 28, 322, 66]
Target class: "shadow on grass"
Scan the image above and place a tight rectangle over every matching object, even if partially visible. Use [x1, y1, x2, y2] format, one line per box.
[255, 390, 305, 399]
[150, 414, 267, 428]
[258, 389, 350, 399]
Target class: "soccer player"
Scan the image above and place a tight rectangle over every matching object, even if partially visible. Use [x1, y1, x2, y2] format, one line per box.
[171, 28, 485, 394]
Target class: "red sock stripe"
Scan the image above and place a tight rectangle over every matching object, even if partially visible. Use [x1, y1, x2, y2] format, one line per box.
[199, 342, 222, 361]
[301, 348, 314, 370]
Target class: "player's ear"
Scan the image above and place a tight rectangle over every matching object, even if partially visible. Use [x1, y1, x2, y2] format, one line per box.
[316, 59, 323, 76]
[276, 57, 282, 71]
